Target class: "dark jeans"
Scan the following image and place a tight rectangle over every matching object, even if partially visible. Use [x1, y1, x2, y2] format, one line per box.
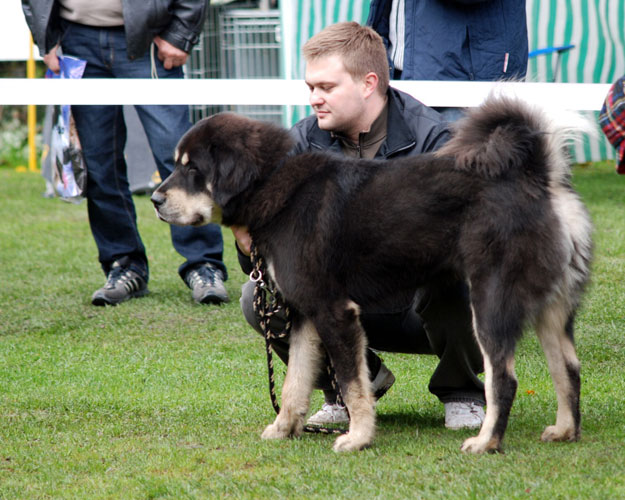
[240, 276, 485, 405]
[60, 21, 225, 280]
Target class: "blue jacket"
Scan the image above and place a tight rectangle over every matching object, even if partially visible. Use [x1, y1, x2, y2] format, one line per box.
[367, 0, 528, 81]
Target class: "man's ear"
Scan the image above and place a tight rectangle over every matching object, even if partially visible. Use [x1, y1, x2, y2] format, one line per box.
[363, 72, 379, 99]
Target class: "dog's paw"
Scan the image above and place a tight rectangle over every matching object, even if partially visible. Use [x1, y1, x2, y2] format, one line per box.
[460, 435, 501, 454]
[332, 433, 371, 452]
[540, 425, 579, 442]
[261, 423, 291, 440]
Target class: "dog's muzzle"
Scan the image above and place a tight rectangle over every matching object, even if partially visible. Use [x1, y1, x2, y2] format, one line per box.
[150, 191, 167, 220]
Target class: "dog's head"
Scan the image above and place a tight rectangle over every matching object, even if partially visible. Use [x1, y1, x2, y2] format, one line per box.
[151, 112, 293, 227]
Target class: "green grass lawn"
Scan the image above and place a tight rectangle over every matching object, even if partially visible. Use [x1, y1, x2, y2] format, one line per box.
[0, 164, 624, 499]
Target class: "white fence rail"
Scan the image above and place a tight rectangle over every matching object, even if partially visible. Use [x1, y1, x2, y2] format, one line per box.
[0, 79, 610, 110]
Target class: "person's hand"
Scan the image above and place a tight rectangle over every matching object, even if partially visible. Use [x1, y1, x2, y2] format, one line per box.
[153, 36, 188, 70]
[231, 225, 252, 256]
[43, 44, 60, 74]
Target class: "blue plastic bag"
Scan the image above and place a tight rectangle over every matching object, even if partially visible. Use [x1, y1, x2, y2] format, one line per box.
[46, 56, 87, 203]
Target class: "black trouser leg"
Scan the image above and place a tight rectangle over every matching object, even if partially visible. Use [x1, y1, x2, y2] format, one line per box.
[416, 275, 485, 404]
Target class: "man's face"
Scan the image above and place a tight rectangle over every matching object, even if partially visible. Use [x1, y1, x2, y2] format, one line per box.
[305, 54, 368, 137]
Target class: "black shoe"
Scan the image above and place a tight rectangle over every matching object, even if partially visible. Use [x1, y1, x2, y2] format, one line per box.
[184, 263, 229, 304]
[371, 363, 396, 400]
[91, 261, 148, 306]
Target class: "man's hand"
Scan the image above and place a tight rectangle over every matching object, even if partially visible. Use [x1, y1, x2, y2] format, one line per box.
[231, 225, 252, 256]
[43, 44, 60, 74]
[153, 36, 188, 70]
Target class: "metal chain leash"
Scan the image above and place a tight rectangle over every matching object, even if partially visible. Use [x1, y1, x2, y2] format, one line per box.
[249, 243, 347, 435]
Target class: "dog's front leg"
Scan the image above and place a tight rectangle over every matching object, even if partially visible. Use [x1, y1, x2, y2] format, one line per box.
[261, 319, 324, 440]
[332, 365, 375, 452]
[316, 300, 376, 452]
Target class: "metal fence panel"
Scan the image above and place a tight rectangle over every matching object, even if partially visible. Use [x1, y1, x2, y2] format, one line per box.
[186, 7, 283, 124]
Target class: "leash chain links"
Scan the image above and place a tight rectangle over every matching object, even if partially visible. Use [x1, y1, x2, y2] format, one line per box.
[249, 244, 347, 435]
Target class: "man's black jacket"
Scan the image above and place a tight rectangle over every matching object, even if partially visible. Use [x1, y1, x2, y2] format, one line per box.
[289, 87, 450, 159]
[22, 0, 207, 59]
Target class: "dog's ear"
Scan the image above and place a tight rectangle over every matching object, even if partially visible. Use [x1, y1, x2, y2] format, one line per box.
[209, 117, 293, 208]
[210, 143, 260, 208]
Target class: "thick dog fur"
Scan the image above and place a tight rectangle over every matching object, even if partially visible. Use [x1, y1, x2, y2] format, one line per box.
[151, 96, 593, 453]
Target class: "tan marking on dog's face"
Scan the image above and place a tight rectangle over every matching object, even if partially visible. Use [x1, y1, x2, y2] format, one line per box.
[345, 300, 361, 316]
[174, 148, 180, 163]
[180, 152, 189, 166]
[154, 186, 216, 226]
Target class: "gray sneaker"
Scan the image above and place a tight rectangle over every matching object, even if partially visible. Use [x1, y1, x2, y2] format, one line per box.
[184, 263, 229, 304]
[91, 261, 148, 306]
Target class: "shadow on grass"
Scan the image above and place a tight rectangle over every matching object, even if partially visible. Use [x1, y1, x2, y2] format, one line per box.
[376, 408, 442, 430]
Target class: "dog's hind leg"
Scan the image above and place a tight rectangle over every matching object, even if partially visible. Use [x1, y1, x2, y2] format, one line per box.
[261, 319, 324, 440]
[535, 185, 589, 443]
[535, 300, 581, 442]
[460, 296, 521, 454]
[313, 300, 375, 452]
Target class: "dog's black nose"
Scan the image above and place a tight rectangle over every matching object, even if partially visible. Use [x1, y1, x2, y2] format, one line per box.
[151, 191, 165, 207]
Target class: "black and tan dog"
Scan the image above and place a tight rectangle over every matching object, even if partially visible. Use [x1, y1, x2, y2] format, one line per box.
[151, 95, 593, 453]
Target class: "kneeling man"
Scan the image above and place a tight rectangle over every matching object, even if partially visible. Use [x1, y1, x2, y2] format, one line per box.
[234, 22, 485, 430]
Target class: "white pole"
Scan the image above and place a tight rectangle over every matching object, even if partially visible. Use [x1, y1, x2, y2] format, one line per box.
[279, 1, 295, 126]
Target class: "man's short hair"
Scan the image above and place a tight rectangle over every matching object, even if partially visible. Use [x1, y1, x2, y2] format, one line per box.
[302, 22, 390, 95]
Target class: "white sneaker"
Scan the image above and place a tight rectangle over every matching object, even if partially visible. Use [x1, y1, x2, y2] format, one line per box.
[307, 403, 349, 425]
[306, 363, 396, 425]
[444, 401, 485, 430]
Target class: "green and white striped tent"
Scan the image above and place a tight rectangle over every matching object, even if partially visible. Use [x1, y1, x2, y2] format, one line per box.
[279, 0, 625, 163]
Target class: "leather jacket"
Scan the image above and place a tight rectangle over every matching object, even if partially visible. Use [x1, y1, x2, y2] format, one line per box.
[22, 0, 207, 59]
[289, 87, 451, 159]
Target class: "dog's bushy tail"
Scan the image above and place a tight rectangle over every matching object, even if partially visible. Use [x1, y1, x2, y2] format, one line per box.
[435, 94, 595, 184]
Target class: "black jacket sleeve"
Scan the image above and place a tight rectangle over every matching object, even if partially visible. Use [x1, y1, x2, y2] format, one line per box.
[158, 0, 208, 53]
[22, 0, 61, 55]
[236, 242, 254, 276]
